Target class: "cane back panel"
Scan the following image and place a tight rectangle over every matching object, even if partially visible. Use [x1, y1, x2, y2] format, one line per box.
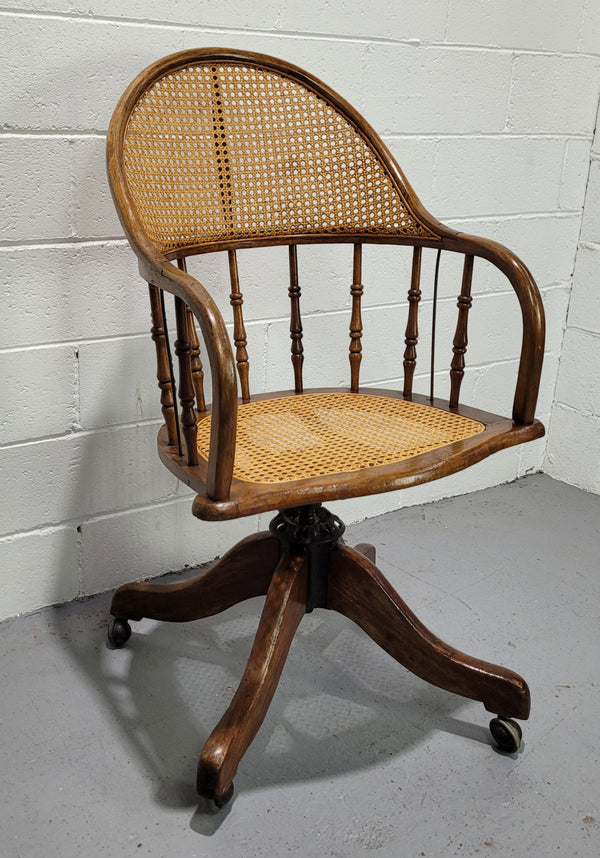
[121, 58, 439, 253]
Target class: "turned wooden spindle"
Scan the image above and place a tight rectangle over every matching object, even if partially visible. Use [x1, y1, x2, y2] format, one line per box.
[176, 259, 206, 413]
[148, 284, 179, 450]
[174, 295, 199, 465]
[403, 246, 422, 399]
[187, 306, 207, 413]
[349, 243, 364, 393]
[288, 244, 304, 393]
[430, 249, 442, 403]
[449, 254, 475, 408]
[228, 250, 250, 403]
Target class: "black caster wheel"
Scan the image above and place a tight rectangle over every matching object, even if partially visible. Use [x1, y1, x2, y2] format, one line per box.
[205, 782, 234, 813]
[107, 617, 132, 648]
[490, 716, 523, 753]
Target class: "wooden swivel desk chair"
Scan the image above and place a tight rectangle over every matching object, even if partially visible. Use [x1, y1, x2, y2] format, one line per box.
[106, 49, 545, 809]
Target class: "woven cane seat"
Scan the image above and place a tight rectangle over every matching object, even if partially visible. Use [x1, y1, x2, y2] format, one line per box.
[196, 392, 484, 484]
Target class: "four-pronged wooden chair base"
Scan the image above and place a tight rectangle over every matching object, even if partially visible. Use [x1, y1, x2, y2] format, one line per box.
[109, 506, 530, 806]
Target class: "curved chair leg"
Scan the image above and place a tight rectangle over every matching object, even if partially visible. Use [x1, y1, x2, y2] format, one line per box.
[197, 551, 307, 804]
[110, 532, 280, 623]
[354, 542, 376, 563]
[327, 544, 530, 720]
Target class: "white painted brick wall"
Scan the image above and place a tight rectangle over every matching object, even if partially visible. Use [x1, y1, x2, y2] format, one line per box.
[362, 46, 513, 134]
[445, 0, 585, 52]
[1, 346, 78, 443]
[507, 54, 600, 135]
[433, 137, 568, 217]
[0, 528, 79, 619]
[1, 243, 148, 346]
[567, 246, 600, 333]
[545, 95, 600, 492]
[579, 159, 600, 243]
[559, 138, 594, 211]
[0, 138, 73, 240]
[2, 0, 599, 620]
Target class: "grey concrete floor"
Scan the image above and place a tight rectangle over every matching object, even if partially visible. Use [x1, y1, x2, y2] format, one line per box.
[1, 474, 599, 857]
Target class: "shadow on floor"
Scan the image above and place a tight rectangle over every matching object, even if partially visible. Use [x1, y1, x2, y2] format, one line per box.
[51, 579, 492, 824]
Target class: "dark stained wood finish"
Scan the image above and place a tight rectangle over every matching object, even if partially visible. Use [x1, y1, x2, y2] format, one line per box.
[349, 243, 364, 393]
[107, 48, 545, 509]
[353, 542, 376, 563]
[148, 283, 178, 448]
[430, 248, 442, 403]
[196, 550, 308, 802]
[143, 259, 238, 501]
[178, 258, 207, 414]
[187, 305, 207, 413]
[449, 254, 474, 408]
[454, 233, 544, 425]
[110, 526, 531, 805]
[328, 544, 530, 718]
[403, 246, 422, 398]
[288, 244, 304, 393]
[111, 532, 279, 622]
[157, 387, 545, 522]
[105, 48, 546, 804]
[228, 249, 250, 403]
[174, 294, 199, 465]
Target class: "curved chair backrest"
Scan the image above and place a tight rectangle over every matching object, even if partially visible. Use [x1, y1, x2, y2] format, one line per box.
[109, 48, 443, 256]
[107, 48, 545, 500]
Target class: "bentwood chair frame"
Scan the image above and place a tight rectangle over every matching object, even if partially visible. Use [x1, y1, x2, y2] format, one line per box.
[105, 48, 545, 808]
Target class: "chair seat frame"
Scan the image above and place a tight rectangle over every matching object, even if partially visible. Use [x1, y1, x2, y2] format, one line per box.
[156, 388, 544, 521]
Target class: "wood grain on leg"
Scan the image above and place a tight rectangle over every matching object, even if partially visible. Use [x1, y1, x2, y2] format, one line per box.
[327, 544, 530, 719]
[353, 542, 376, 563]
[110, 532, 280, 623]
[197, 551, 307, 802]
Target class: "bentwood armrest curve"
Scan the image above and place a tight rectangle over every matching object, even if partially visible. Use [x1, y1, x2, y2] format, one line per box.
[139, 253, 239, 502]
[155, 257, 238, 501]
[446, 232, 546, 426]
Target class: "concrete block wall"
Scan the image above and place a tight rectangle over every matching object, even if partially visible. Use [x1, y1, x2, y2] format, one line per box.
[545, 96, 600, 493]
[2, 1, 600, 620]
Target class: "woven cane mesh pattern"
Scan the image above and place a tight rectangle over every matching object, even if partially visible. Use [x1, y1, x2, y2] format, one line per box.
[196, 392, 484, 484]
[123, 61, 438, 252]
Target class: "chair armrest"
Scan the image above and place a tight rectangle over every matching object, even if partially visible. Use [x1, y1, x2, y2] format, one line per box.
[139, 253, 238, 501]
[107, 125, 237, 499]
[446, 232, 545, 425]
